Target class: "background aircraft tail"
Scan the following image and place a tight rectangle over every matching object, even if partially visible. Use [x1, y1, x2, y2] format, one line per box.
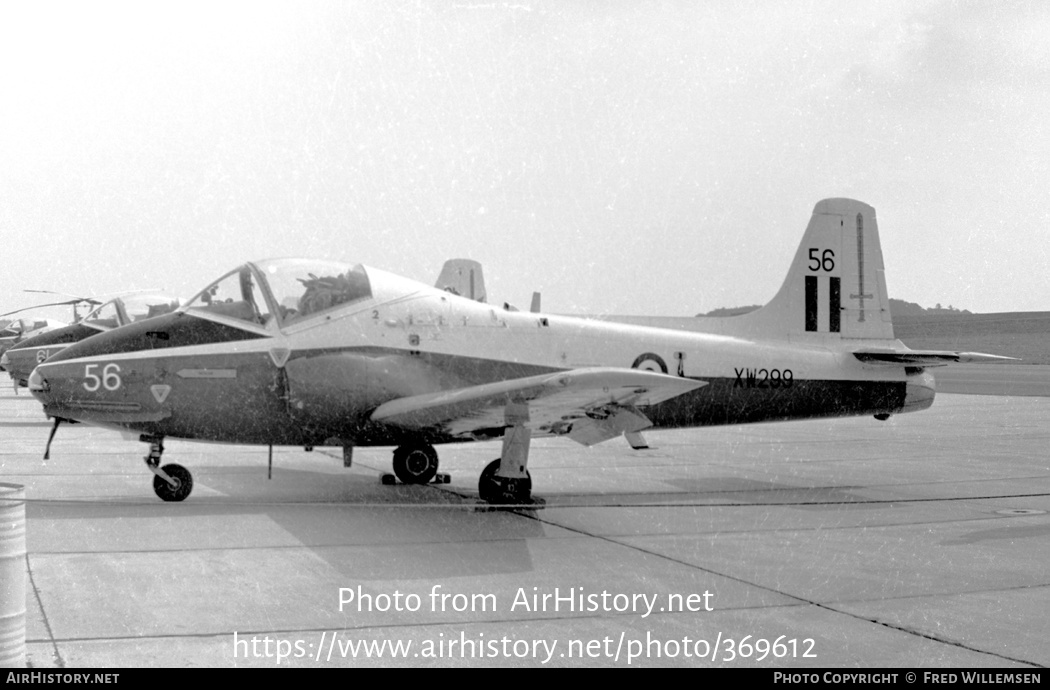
[734, 198, 895, 341]
[435, 259, 487, 303]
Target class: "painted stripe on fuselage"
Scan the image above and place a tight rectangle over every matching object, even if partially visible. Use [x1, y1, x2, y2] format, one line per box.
[176, 369, 237, 379]
[805, 276, 818, 332]
[40, 311, 267, 363]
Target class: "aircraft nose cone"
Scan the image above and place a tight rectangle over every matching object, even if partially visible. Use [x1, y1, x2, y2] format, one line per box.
[28, 365, 48, 397]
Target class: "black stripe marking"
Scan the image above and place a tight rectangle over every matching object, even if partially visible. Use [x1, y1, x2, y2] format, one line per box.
[805, 276, 818, 332]
[829, 276, 841, 333]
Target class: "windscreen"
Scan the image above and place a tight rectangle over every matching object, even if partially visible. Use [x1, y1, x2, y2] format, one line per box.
[186, 265, 273, 326]
[82, 301, 121, 330]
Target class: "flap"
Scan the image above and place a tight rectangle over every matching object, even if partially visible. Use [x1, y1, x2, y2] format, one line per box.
[370, 367, 706, 442]
[565, 406, 653, 446]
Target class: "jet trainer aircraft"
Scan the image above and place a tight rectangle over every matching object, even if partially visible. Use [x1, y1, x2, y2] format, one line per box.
[0, 317, 68, 363]
[0, 292, 101, 363]
[1, 293, 181, 390]
[28, 199, 1006, 504]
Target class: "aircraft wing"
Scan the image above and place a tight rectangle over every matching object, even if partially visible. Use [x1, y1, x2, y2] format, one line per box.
[370, 367, 707, 446]
[853, 349, 1018, 365]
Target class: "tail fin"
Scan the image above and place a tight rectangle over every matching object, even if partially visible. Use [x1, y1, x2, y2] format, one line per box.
[738, 198, 894, 341]
[435, 259, 487, 303]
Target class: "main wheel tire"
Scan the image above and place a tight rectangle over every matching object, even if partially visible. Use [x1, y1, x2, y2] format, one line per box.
[392, 445, 439, 485]
[153, 463, 193, 502]
[478, 458, 532, 504]
[478, 459, 501, 503]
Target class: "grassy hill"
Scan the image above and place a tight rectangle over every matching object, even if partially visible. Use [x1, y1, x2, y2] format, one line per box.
[700, 302, 1050, 364]
[893, 312, 1050, 364]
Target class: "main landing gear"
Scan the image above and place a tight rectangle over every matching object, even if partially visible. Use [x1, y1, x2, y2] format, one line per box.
[382, 430, 535, 505]
[382, 443, 451, 486]
[476, 410, 534, 505]
[142, 435, 193, 502]
[477, 458, 531, 505]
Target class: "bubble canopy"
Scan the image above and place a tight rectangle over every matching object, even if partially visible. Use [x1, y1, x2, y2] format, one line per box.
[185, 259, 372, 328]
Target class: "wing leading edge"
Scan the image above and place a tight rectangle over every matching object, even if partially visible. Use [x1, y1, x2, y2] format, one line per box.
[370, 367, 707, 446]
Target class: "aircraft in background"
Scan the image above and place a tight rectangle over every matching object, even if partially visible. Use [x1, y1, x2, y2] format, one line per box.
[435, 258, 487, 303]
[21, 290, 101, 322]
[437, 257, 541, 313]
[0, 292, 103, 364]
[0, 317, 68, 364]
[27, 199, 1009, 504]
[1, 293, 181, 391]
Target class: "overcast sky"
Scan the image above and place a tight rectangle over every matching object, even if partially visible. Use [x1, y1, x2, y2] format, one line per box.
[2, 0, 1047, 323]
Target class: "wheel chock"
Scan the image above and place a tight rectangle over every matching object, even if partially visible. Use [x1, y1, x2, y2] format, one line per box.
[380, 472, 450, 486]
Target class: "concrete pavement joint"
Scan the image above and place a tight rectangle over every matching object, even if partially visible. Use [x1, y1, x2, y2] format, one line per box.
[26, 554, 64, 668]
[513, 507, 1043, 668]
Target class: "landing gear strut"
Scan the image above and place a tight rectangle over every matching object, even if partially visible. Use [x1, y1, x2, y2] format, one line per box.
[477, 409, 535, 505]
[141, 435, 194, 502]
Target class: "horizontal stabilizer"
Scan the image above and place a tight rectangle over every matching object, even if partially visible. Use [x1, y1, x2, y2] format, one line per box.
[853, 349, 1018, 366]
[371, 367, 706, 442]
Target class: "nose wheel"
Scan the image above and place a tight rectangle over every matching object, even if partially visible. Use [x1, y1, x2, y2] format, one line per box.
[142, 436, 194, 502]
[152, 463, 193, 502]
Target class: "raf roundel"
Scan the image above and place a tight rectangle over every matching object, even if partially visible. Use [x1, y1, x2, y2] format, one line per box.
[631, 352, 668, 374]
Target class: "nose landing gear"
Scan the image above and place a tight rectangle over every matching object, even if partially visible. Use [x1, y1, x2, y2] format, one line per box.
[142, 435, 194, 502]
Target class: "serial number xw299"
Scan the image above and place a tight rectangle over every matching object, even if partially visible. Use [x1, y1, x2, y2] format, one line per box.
[733, 368, 793, 389]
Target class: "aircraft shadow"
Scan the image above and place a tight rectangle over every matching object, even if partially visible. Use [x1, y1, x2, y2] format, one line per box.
[26, 466, 548, 580]
[544, 476, 888, 510]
